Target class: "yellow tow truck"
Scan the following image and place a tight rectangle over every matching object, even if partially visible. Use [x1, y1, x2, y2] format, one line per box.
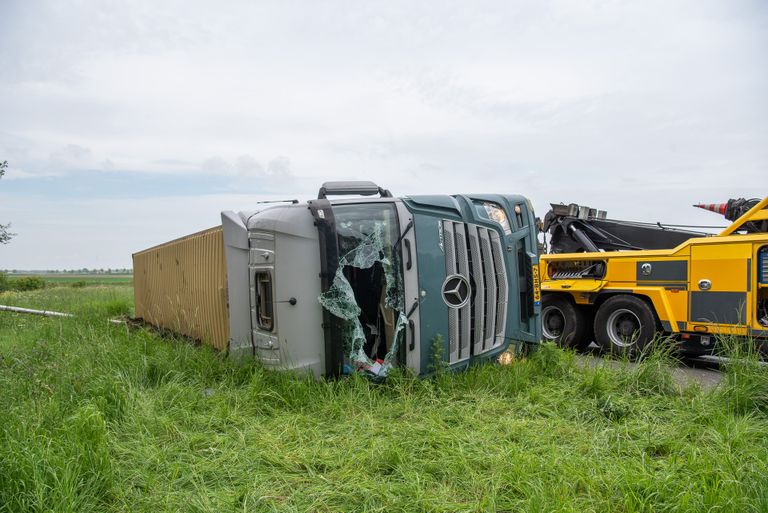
[539, 196, 768, 357]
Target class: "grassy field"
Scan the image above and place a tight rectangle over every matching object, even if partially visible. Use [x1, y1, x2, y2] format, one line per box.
[8, 274, 133, 286]
[1, 285, 767, 512]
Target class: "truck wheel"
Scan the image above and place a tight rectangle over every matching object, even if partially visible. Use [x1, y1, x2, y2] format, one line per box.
[594, 295, 658, 359]
[541, 295, 589, 349]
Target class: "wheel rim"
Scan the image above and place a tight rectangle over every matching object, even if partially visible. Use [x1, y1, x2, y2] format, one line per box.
[542, 305, 566, 340]
[606, 308, 641, 347]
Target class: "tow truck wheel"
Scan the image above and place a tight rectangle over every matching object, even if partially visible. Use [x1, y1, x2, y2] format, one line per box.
[594, 295, 658, 359]
[541, 295, 589, 349]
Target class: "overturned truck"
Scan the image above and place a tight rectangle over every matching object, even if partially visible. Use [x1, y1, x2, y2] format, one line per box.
[133, 182, 541, 378]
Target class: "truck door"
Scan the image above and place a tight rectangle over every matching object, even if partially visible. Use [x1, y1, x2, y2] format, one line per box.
[754, 244, 768, 335]
[309, 181, 408, 379]
[689, 242, 751, 334]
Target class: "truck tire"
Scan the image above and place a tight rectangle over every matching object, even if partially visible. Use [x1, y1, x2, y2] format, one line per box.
[594, 295, 658, 359]
[541, 295, 589, 349]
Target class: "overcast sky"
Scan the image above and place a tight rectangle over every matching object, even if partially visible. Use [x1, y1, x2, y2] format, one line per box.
[1, 0, 766, 269]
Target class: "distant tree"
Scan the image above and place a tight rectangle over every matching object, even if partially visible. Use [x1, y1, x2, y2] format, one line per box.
[0, 161, 14, 244]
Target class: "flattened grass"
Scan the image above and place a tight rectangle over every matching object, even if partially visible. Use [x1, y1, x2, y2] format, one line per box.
[1, 287, 767, 512]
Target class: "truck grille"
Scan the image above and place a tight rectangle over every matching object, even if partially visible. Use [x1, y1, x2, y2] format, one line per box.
[443, 221, 508, 364]
[760, 247, 768, 284]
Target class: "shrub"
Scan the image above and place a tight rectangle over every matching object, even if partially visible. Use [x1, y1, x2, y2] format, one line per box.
[0, 271, 8, 292]
[70, 280, 88, 288]
[11, 276, 46, 291]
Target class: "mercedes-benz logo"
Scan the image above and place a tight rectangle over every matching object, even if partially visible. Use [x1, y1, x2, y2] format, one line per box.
[441, 274, 471, 309]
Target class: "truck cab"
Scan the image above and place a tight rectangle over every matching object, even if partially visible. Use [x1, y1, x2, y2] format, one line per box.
[222, 181, 541, 378]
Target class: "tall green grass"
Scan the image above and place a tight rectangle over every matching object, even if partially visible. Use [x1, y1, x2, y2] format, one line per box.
[0, 287, 767, 512]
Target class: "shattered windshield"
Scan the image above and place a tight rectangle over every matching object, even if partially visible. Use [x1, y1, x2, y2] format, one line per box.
[318, 203, 406, 378]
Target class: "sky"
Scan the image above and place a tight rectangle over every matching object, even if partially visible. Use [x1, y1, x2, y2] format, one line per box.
[0, 0, 766, 269]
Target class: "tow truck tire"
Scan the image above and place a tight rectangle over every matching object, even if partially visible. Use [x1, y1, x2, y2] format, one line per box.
[594, 295, 658, 359]
[541, 295, 589, 349]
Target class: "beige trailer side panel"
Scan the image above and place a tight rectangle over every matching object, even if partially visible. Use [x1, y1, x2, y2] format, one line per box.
[133, 226, 230, 350]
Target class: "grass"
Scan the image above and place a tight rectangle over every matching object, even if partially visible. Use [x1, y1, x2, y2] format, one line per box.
[8, 274, 133, 286]
[1, 286, 767, 512]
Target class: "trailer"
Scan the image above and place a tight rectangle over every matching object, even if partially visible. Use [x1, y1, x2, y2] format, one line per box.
[133, 182, 541, 378]
[539, 196, 768, 357]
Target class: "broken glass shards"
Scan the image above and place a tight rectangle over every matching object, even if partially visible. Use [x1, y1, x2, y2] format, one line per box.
[318, 207, 406, 379]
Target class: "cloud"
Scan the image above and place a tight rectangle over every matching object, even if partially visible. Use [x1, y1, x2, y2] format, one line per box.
[201, 156, 232, 175]
[201, 154, 294, 180]
[266, 157, 292, 179]
[49, 144, 93, 168]
[235, 155, 264, 177]
[0, 0, 765, 267]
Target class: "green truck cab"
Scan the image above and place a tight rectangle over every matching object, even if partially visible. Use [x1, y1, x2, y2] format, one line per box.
[224, 181, 541, 378]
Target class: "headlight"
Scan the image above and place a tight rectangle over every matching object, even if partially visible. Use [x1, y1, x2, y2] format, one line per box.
[482, 202, 512, 235]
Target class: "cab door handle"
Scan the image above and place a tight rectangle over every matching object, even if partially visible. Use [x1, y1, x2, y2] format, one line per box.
[404, 239, 412, 270]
